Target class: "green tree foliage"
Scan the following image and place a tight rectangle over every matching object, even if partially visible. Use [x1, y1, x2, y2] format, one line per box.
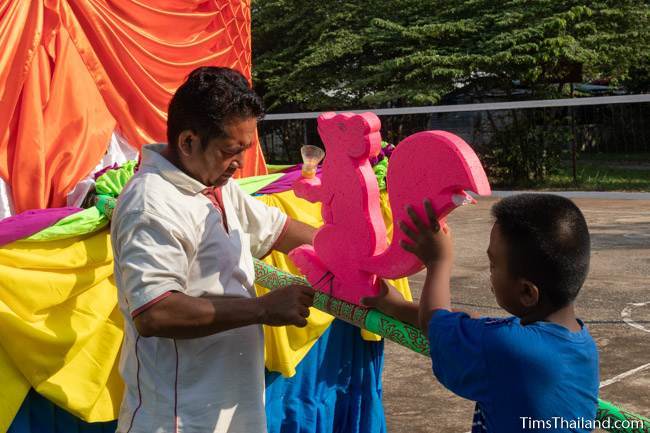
[252, 1, 650, 185]
[253, 0, 650, 110]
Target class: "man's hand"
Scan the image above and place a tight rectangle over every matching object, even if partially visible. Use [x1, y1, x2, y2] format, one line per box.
[399, 199, 453, 267]
[258, 284, 315, 327]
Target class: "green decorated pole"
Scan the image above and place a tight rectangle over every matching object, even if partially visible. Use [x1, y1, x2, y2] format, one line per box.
[253, 259, 650, 433]
[596, 399, 650, 432]
[253, 258, 429, 355]
[312, 291, 430, 356]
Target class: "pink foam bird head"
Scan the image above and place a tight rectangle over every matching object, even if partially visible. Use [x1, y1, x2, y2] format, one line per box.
[318, 112, 382, 162]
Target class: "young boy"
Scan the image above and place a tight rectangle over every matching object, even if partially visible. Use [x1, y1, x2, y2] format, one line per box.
[364, 193, 599, 432]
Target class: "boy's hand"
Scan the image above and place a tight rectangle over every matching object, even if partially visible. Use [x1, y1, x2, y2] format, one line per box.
[361, 280, 406, 312]
[399, 199, 453, 267]
[361, 280, 419, 327]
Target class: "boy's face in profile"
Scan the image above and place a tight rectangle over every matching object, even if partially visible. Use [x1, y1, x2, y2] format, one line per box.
[487, 223, 538, 317]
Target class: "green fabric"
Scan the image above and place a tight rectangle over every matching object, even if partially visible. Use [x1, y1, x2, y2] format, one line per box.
[23, 208, 108, 242]
[23, 162, 285, 242]
[373, 141, 390, 191]
[235, 173, 284, 194]
[266, 164, 295, 174]
[95, 159, 283, 196]
[373, 158, 388, 191]
[95, 160, 138, 196]
[96, 195, 118, 219]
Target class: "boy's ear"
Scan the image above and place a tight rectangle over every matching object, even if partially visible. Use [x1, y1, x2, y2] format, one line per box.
[519, 279, 540, 308]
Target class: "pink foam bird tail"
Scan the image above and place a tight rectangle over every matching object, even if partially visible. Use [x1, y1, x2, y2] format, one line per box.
[361, 131, 491, 279]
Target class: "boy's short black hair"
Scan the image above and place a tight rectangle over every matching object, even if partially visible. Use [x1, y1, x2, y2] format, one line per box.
[491, 193, 591, 308]
[166, 67, 264, 150]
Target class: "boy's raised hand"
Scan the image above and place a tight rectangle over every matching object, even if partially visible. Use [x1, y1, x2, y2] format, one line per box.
[399, 199, 453, 267]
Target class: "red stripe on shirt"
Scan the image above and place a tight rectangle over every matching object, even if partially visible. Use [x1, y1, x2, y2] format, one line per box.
[131, 291, 173, 318]
[126, 336, 142, 433]
[174, 339, 179, 433]
[260, 217, 291, 259]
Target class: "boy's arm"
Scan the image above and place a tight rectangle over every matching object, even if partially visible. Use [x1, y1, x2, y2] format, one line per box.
[361, 281, 482, 326]
[398, 201, 453, 332]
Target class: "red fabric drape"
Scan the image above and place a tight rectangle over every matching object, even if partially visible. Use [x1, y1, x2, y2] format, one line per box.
[0, 0, 266, 213]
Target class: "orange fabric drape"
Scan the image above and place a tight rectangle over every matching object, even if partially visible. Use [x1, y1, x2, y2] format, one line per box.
[0, 0, 266, 213]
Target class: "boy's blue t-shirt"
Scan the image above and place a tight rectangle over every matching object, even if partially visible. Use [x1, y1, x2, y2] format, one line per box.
[428, 310, 599, 433]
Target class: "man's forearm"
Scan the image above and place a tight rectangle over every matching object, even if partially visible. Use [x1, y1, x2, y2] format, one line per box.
[418, 260, 453, 332]
[134, 292, 265, 339]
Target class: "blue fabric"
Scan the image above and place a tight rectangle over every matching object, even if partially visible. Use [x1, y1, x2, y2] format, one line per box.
[7, 389, 117, 433]
[265, 319, 386, 433]
[428, 310, 599, 433]
[7, 319, 386, 433]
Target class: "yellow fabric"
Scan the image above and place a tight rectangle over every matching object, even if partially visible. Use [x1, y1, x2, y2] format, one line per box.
[0, 229, 124, 425]
[0, 190, 412, 428]
[255, 190, 412, 376]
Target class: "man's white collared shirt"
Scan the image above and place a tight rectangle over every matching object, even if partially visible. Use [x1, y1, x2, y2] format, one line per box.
[111, 144, 287, 433]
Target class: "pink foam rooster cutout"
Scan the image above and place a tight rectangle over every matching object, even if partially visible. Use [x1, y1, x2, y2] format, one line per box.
[289, 112, 491, 305]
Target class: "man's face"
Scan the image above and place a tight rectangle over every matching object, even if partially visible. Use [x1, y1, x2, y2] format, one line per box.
[181, 117, 257, 187]
[487, 223, 528, 317]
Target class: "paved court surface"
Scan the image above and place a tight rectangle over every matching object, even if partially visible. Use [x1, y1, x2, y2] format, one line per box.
[382, 197, 650, 433]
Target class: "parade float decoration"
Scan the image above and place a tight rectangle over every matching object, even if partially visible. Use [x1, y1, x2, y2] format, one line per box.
[1, 1, 647, 431]
[290, 111, 491, 305]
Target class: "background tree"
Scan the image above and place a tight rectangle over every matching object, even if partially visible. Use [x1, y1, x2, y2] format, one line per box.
[252, 0, 650, 184]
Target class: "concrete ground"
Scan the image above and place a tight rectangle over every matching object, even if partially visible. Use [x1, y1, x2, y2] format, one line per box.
[382, 197, 650, 433]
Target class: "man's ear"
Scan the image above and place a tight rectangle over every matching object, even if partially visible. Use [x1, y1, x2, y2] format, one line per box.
[519, 279, 540, 308]
[177, 130, 197, 156]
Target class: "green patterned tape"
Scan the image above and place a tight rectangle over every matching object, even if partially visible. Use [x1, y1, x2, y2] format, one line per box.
[596, 399, 650, 432]
[253, 259, 427, 355]
[365, 310, 430, 355]
[253, 259, 650, 433]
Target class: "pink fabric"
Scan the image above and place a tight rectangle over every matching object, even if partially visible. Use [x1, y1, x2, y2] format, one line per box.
[0, 207, 82, 246]
[93, 163, 120, 180]
[257, 164, 323, 195]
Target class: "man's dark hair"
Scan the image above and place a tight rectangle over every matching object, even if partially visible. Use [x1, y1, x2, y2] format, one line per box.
[167, 67, 264, 150]
[491, 193, 591, 308]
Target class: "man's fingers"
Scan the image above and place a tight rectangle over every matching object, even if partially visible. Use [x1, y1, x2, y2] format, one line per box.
[299, 294, 314, 306]
[300, 286, 315, 298]
[294, 317, 308, 327]
[399, 221, 418, 241]
[299, 308, 310, 318]
[360, 296, 375, 307]
[378, 280, 390, 296]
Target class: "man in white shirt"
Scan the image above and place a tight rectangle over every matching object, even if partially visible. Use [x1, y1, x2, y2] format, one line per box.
[111, 67, 316, 433]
